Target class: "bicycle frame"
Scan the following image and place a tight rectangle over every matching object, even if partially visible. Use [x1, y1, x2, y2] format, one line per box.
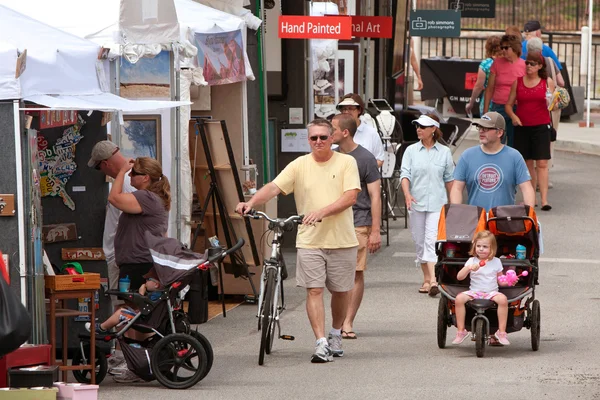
[256, 230, 283, 333]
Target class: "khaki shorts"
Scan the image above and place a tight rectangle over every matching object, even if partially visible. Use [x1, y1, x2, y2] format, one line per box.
[296, 247, 358, 292]
[355, 226, 371, 271]
[107, 259, 124, 307]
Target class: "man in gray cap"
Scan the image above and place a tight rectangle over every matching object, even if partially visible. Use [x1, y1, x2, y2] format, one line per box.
[520, 20, 561, 71]
[88, 140, 135, 375]
[450, 112, 535, 210]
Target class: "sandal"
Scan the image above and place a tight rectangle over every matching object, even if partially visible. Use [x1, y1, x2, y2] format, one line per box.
[428, 282, 440, 297]
[541, 204, 552, 211]
[342, 330, 357, 339]
[418, 282, 430, 293]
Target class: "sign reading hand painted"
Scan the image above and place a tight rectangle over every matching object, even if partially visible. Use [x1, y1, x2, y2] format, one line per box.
[409, 10, 461, 38]
[447, 0, 495, 18]
[352, 16, 393, 38]
[279, 16, 352, 40]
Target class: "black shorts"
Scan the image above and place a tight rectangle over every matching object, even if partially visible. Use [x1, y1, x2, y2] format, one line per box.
[514, 124, 552, 160]
[119, 262, 154, 289]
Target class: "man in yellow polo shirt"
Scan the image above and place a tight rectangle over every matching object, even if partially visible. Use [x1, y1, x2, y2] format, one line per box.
[236, 118, 360, 363]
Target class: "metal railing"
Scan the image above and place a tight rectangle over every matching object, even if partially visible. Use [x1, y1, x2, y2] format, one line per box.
[418, 32, 600, 99]
[417, 0, 599, 32]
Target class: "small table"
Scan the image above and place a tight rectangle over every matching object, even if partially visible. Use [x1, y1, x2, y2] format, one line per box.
[46, 289, 96, 383]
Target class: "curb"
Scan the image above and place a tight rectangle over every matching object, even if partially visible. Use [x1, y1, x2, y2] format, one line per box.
[554, 139, 600, 157]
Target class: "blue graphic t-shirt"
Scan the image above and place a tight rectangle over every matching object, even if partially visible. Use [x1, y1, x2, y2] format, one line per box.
[454, 145, 531, 210]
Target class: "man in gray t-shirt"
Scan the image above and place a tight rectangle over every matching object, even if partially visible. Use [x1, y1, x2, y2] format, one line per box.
[332, 113, 381, 339]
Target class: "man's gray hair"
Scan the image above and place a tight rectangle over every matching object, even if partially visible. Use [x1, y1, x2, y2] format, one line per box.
[527, 37, 543, 53]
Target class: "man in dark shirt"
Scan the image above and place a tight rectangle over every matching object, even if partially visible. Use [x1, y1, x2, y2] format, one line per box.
[331, 113, 381, 339]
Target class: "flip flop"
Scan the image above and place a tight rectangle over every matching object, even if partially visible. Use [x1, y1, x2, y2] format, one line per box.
[428, 283, 440, 297]
[342, 331, 357, 339]
[418, 283, 430, 293]
[541, 204, 552, 211]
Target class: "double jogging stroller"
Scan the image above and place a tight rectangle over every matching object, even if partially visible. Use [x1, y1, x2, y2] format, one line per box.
[435, 204, 540, 357]
[73, 234, 244, 389]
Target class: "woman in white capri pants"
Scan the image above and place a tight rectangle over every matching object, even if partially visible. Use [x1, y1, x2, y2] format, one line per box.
[401, 114, 454, 296]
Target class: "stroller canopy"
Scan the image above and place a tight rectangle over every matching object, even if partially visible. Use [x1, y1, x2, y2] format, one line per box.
[145, 232, 207, 286]
[437, 204, 487, 243]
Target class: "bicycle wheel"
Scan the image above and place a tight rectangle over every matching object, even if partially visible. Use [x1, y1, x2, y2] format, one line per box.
[259, 268, 275, 365]
[266, 271, 281, 354]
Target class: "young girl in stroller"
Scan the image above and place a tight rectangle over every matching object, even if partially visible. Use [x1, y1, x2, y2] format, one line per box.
[85, 268, 164, 335]
[452, 231, 510, 346]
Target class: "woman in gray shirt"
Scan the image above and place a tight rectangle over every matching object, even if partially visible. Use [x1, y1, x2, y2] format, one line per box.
[109, 157, 170, 289]
[400, 115, 454, 296]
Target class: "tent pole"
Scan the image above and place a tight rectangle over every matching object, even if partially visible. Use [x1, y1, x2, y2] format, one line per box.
[13, 100, 27, 307]
[587, 0, 593, 128]
[175, 53, 182, 241]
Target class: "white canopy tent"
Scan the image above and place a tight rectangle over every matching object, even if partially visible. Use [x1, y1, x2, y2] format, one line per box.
[0, 0, 261, 244]
[0, 4, 190, 311]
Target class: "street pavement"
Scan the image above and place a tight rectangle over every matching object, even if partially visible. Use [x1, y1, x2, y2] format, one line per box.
[97, 135, 600, 399]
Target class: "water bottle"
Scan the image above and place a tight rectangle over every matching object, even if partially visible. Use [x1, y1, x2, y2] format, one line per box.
[516, 245, 526, 260]
[546, 89, 554, 109]
[119, 275, 130, 292]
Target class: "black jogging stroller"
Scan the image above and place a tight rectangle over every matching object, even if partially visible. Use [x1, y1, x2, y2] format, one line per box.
[435, 204, 541, 357]
[73, 234, 244, 389]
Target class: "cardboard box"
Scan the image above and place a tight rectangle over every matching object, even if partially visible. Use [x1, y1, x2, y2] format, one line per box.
[53, 382, 98, 400]
[0, 387, 58, 400]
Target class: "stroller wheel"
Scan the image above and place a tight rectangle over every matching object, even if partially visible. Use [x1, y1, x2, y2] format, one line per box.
[151, 333, 208, 389]
[437, 297, 449, 349]
[72, 345, 108, 384]
[530, 300, 541, 351]
[474, 319, 486, 358]
[189, 330, 214, 380]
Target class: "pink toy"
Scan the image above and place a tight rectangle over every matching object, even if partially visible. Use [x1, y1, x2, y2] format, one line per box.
[479, 260, 486, 267]
[498, 270, 529, 286]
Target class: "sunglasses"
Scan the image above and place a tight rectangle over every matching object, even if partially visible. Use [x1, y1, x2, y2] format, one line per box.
[94, 161, 103, 170]
[309, 135, 330, 142]
[130, 168, 145, 176]
[340, 106, 359, 113]
[525, 61, 539, 66]
[500, 46, 510, 50]
[414, 123, 433, 129]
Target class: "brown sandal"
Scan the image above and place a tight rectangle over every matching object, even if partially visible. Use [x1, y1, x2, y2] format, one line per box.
[428, 282, 440, 297]
[418, 282, 430, 293]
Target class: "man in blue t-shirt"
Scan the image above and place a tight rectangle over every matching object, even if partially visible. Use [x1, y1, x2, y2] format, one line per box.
[521, 21, 562, 71]
[450, 112, 535, 210]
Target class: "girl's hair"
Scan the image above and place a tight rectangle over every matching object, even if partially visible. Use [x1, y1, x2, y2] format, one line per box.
[485, 35, 502, 58]
[134, 157, 171, 211]
[501, 34, 522, 57]
[526, 52, 548, 80]
[469, 230, 497, 261]
[425, 113, 443, 142]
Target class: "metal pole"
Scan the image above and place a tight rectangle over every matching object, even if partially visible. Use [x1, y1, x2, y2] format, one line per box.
[587, 0, 593, 127]
[13, 100, 26, 307]
[259, 0, 270, 181]
[307, 3, 314, 125]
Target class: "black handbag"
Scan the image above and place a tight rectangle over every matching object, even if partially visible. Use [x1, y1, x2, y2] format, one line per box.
[0, 275, 32, 357]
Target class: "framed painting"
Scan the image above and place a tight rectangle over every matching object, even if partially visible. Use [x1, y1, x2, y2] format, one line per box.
[312, 0, 359, 15]
[313, 43, 358, 105]
[119, 51, 171, 99]
[121, 115, 162, 163]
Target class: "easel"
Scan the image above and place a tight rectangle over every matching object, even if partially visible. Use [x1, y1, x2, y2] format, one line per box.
[190, 118, 259, 316]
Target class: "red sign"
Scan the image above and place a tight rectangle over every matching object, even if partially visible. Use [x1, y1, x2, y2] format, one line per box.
[351, 16, 393, 38]
[465, 72, 478, 90]
[279, 16, 352, 40]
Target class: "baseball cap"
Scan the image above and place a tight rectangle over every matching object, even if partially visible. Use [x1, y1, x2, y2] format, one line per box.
[474, 112, 506, 130]
[88, 140, 119, 168]
[411, 115, 440, 128]
[524, 21, 542, 33]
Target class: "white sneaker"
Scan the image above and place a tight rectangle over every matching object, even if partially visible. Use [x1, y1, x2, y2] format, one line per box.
[113, 370, 143, 383]
[108, 360, 128, 376]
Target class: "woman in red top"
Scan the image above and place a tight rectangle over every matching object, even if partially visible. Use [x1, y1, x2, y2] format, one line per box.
[505, 53, 555, 211]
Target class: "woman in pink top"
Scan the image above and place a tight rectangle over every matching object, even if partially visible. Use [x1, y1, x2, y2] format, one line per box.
[505, 53, 555, 211]
[483, 35, 526, 147]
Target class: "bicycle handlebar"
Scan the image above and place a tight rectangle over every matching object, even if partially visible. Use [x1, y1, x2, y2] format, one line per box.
[206, 238, 245, 264]
[243, 210, 304, 232]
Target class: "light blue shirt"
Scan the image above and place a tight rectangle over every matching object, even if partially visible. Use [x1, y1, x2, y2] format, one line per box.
[400, 141, 454, 212]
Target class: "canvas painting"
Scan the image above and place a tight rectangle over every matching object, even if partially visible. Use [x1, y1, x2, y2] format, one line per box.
[120, 51, 171, 99]
[195, 30, 246, 86]
[121, 115, 162, 163]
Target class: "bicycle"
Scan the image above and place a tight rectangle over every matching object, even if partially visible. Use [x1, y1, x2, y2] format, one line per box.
[244, 210, 303, 365]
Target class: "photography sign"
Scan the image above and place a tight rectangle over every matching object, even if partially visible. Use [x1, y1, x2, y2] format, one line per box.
[447, 0, 495, 18]
[409, 10, 461, 38]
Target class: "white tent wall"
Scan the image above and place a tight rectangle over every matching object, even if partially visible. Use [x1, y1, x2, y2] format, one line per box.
[0, 42, 19, 99]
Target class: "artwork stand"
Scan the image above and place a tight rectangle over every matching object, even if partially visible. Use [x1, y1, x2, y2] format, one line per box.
[190, 118, 259, 315]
